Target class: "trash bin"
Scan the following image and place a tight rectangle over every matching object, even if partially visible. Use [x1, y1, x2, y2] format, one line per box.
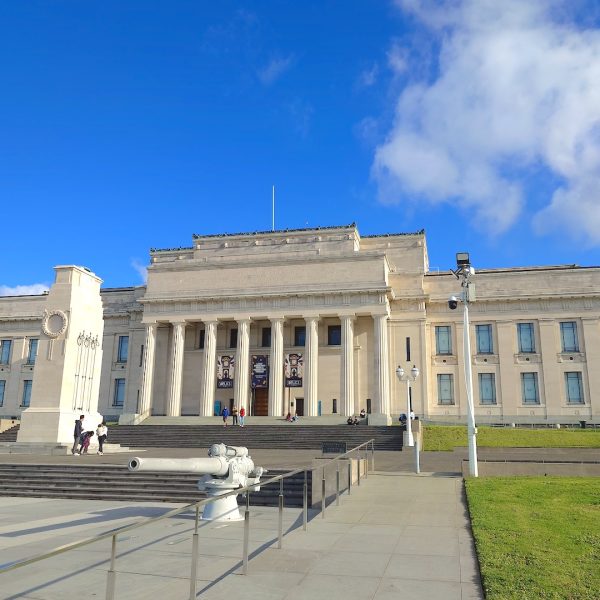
[580, 421, 587, 429]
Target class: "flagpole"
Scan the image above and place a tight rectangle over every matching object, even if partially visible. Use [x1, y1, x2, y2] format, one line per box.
[272, 185, 275, 231]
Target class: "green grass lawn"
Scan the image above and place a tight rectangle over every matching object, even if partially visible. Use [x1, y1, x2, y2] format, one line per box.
[422, 425, 600, 451]
[466, 477, 600, 600]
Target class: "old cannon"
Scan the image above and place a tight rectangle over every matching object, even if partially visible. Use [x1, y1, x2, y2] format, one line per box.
[128, 443, 265, 522]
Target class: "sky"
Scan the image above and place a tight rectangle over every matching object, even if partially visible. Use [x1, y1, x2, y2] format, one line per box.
[2, 0, 600, 294]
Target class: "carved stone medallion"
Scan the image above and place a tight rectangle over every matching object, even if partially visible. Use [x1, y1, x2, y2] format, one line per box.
[41, 309, 68, 338]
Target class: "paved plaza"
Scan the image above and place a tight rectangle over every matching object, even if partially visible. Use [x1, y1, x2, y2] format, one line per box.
[0, 469, 482, 599]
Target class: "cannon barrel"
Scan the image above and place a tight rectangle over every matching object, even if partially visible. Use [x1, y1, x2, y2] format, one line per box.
[128, 456, 229, 476]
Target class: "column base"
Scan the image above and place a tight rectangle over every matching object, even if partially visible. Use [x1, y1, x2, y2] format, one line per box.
[366, 413, 392, 426]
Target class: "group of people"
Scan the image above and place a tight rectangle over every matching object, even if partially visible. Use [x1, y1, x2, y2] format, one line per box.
[221, 405, 246, 427]
[285, 412, 299, 422]
[71, 415, 108, 455]
[347, 408, 367, 425]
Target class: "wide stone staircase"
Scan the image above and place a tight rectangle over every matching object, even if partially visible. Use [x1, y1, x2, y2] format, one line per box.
[0, 463, 312, 507]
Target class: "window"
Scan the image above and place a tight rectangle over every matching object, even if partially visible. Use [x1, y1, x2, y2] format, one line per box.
[560, 322, 579, 352]
[437, 374, 454, 405]
[261, 327, 271, 348]
[476, 325, 493, 354]
[517, 323, 536, 353]
[113, 379, 126, 407]
[117, 336, 129, 363]
[328, 325, 341, 346]
[229, 328, 238, 349]
[27, 339, 39, 365]
[198, 329, 205, 349]
[435, 326, 452, 355]
[22, 380, 32, 407]
[479, 373, 496, 404]
[0, 340, 12, 365]
[565, 372, 584, 404]
[294, 326, 306, 347]
[0, 380, 5, 406]
[521, 373, 539, 404]
[332, 398, 337, 413]
[139, 345, 144, 367]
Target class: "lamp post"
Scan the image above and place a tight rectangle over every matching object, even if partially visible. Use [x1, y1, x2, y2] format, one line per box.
[450, 252, 478, 477]
[395, 365, 419, 447]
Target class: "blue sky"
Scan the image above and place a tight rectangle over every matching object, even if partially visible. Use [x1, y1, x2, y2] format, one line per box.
[1, 0, 600, 293]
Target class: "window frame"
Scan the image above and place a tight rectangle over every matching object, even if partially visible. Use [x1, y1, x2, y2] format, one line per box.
[517, 323, 536, 353]
[437, 373, 455, 405]
[521, 372, 540, 405]
[0, 380, 5, 406]
[565, 372, 584, 404]
[116, 335, 129, 363]
[261, 327, 271, 348]
[478, 373, 497, 405]
[26, 338, 39, 365]
[229, 328, 238, 349]
[435, 326, 452, 355]
[560, 322, 579, 353]
[22, 380, 32, 407]
[294, 326, 306, 347]
[475, 324, 493, 355]
[113, 378, 126, 407]
[327, 325, 341, 346]
[0, 339, 12, 365]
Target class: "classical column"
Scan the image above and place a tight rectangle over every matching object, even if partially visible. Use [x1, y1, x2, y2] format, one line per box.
[305, 316, 319, 416]
[373, 314, 391, 416]
[166, 321, 186, 417]
[341, 316, 355, 416]
[138, 323, 157, 415]
[234, 319, 251, 412]
[269, 318, 284, 416]
[200, 320, 218, 416]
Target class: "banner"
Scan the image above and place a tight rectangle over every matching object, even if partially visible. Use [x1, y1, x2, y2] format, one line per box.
[285, 353, 303, 387]
[217, 355, 235, 389]
[251, 355, 269, 388]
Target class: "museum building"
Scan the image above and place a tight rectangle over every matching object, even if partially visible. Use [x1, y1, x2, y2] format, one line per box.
[0, 224, 599, 425]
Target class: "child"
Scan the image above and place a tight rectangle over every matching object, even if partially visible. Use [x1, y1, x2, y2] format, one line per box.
[81, 431, 94, 454]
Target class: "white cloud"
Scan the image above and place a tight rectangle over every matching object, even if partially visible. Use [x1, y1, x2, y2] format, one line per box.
[373, 0, 600, 242]
[358, 63, 379, 87]
[131, 259, 148, 284]
[387, 41, 408, 73]
[0, 284, 49, 297]
[257, 55, 294, 85]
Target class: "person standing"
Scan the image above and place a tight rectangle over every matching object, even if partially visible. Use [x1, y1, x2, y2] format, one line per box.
[72, 415, 84, 455]
[96, 422, 108, 455]
[232, 405, 238, 426]
[81, 431, 93, 454]
[239, 406, 245, 427]
[221, 406, 229, 427]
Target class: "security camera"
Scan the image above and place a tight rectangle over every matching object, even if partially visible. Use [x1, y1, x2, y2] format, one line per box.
[448, 295, 459, 310]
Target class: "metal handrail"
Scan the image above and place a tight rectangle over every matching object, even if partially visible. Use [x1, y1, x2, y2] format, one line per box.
[0, 438, 375, 576]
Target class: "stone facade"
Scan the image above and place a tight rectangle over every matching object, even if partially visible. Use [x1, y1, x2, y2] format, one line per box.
[0, 225, 598, 424]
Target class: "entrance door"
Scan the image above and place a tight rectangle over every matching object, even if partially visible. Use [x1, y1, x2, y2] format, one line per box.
[254, 388, 269, 416]
[295, 398, 304, 416]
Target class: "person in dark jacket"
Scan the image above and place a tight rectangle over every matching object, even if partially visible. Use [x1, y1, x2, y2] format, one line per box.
[72, 415, 85, 455]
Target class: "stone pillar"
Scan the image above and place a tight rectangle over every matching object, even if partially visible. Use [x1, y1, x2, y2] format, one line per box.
[166, 321, 186, 417]
[199, 320, 218, 416]
[269, 318, 284, 416]
[341, 315, 355, 416]
[372, 314, 391, 424]
[305, 316, 319, 416]
[138, 323, 157, 415]
[234, 319, 251, 412]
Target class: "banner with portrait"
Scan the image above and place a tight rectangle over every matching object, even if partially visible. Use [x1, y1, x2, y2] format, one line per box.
[216, 355, 235, 389]
[284, 352, 303, 387]
[251, 355, 269, 388]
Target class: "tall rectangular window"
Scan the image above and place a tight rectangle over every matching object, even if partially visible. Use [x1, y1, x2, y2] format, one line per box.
[27, 339, 39, 365]
[113, 378, 126, 407]
[476, 325, 493, 354]
[478, 373, 496, 404]
[0, 340, 12, 365]
[294, 326, 306, 347]
[565, 372, 584, 404]
[198, 329, 205, 349]
[0, 380, 5, 406]
[117, 336, 129, 363]
[521, 372, 539, 404]
[517, 323, 536, 353]
[328, 325, 341, 346]
[229, 328, 238, 349]
[22, 380, 32, 407]
[437, 374, 454, 405]
[261, 327, 271, 348]
[560, 322, 579, 352]
[435, 326, 452, 355]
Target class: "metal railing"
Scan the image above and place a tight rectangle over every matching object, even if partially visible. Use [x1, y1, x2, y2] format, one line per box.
[0, 439, 376, 600]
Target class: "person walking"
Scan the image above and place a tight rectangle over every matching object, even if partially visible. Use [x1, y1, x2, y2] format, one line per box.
[96, 422, 108, 455]
[232, 405, 238, 426]
[239, 406, 245, 427]
[72, 414, 85, 455]
[221, 406, 229, 427]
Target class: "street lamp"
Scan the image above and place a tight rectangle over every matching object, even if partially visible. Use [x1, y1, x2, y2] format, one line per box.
[395, 364, 419, 447]
[450, 252, 478, 477]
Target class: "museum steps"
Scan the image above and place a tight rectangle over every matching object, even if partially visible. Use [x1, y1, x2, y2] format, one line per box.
[0, 464, 311, 507]
[0, 423, 402, 450]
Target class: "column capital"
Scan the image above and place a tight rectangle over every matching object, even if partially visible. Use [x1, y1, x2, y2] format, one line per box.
[234, 317, 252, 324]
[339, 314, 356, 322]
[170, 320, 187, 327]
[270, 316, 286, 324]
[304, 315, 320, 324]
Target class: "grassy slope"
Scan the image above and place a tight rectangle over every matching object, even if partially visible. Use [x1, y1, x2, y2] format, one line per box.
[423, 425, 600, 451]
[466, 477, 600, 600]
